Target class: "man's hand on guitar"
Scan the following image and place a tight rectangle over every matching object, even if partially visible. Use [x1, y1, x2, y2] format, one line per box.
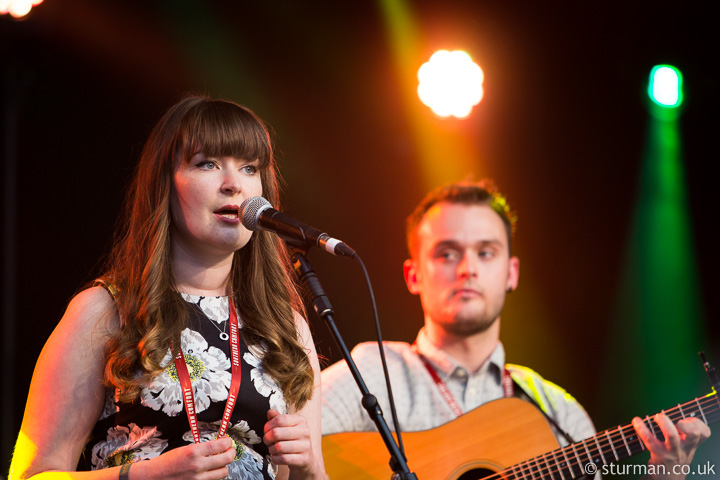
[632, 412, 711, 480]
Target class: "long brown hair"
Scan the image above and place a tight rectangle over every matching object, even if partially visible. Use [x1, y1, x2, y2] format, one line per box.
[100, 95, 314, 410]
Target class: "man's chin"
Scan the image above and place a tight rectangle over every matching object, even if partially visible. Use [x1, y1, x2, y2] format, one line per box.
[441, 315, 497, 337]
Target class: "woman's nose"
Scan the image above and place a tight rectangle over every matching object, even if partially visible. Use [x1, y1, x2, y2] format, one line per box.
[221, 171, 243, 195]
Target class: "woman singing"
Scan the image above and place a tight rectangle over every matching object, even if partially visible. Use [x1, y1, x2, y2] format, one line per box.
[10, 95, 326, 480]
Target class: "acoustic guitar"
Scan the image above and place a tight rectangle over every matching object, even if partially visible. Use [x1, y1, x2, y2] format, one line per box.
[322, 393, 719, 479]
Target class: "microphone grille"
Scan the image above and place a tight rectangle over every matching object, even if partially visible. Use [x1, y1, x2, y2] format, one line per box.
[239, 196, 271, 231]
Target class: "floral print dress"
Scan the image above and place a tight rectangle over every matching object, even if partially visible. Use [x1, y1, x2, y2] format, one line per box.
[81, 294, 286, 479]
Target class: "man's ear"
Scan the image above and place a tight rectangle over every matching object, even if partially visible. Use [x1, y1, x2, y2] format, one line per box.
[506, 256, 520, 292]
[403, 259, 421, 295]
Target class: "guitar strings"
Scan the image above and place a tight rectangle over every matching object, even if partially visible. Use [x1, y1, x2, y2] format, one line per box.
[480, 393, 720, 480]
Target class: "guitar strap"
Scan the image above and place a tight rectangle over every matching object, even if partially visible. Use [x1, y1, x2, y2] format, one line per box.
[508, 371, 577, 445]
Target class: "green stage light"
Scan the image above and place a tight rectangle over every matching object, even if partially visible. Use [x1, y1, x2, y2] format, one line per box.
[648, 65, 683, 108]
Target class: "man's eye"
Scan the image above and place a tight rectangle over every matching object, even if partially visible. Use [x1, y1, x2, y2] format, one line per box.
[438, 251, 457, 260]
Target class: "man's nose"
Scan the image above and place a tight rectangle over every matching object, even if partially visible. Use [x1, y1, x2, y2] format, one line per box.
[457, 253, 479, 278]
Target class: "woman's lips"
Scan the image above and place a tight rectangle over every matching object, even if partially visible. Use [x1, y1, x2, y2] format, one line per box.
[214, 205, 240, 222]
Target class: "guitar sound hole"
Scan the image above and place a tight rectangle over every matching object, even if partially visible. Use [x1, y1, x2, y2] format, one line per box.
[456, 468, 497, 480]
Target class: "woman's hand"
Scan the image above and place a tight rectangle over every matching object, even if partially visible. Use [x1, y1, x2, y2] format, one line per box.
[135, 437, 236, 480]
[264, 410, 324, 479]
[263, 312, 326, 480]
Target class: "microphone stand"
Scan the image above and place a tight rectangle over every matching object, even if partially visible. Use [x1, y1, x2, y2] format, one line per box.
[290, 246, 418, 480]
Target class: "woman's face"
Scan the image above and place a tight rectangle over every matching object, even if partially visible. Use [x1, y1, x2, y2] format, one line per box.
[170, 152, 263, 260]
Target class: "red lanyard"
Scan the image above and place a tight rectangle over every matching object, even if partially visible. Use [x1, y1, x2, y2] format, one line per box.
[413, 345, 514, 418]
[173, 298, 242, 442]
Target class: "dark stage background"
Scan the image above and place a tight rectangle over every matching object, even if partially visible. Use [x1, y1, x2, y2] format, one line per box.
[2, 1, 719, 477]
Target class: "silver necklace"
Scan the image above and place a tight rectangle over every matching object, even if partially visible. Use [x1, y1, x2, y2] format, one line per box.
[207, 318, 229, 341]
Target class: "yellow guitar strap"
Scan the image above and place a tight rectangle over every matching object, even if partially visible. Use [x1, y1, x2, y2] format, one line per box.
[506, 363, 578, 444]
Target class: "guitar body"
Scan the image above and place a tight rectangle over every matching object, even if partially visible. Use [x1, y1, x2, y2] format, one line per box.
[322, 397, 561, 480]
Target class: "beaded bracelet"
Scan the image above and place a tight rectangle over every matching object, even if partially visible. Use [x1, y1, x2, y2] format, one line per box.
[119, 463, 131, 480]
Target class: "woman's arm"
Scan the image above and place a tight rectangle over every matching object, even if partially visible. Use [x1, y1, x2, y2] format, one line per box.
[264, 312, 327, 480]
[10, 287, 236, 480]
[10, 287, 117, 479]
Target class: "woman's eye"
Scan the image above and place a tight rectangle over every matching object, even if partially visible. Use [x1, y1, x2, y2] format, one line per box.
[198, 161, 216, 170]
[242, 165, 258, 174]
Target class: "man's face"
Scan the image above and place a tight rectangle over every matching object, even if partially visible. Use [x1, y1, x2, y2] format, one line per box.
[404, 202, 519, 337]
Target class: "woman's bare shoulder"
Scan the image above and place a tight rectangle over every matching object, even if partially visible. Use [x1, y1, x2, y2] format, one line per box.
[59, 285, 121, 342]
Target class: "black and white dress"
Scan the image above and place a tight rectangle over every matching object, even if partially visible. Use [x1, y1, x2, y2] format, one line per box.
[82, 294, 285, 480]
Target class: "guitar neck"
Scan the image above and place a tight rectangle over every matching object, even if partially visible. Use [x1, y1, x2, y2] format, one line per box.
[497, 392, 720, 480]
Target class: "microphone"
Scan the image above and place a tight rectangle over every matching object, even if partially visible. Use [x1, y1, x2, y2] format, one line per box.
[239, 196, 356, 258]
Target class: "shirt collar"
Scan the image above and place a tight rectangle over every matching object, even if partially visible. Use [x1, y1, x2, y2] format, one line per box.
[414, 327, 506, 379]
